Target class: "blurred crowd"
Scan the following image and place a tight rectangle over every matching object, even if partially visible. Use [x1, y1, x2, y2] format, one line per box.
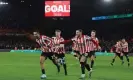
[0, 36, 36, 49]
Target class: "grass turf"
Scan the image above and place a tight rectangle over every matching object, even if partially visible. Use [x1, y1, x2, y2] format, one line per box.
[0, 52, 133, 80]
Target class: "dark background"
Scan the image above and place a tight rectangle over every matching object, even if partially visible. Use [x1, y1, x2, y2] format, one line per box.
[1, 0, 133, 39]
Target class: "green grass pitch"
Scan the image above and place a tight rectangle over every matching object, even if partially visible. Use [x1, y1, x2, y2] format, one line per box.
[0, 52, 133, 80]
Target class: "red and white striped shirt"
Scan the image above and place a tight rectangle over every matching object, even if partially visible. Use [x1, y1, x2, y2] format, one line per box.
[115, 42, 122, 53]
[88, 37, 99, 51]
[36, 35, 53, 52]
[71, 35, 91, 54]
[52, 36, 65, 54]
[72, 37, 79, 51]
[72, 41, 79, 51]
[61, 35, 98, 54]
[121, 42, 128, 52]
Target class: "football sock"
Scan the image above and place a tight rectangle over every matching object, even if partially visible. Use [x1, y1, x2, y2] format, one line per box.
[112, 59, 115, 63]
[80, 62, 85, 74]
[120, 56, 124, 61]
[63, 64, 67, 75]
[126, 56, 129, 62]
[42, 69, 45, 74]
[52, 59, 60, 72]
[91, 60, 94, 68]
[85, 63, 91, 71]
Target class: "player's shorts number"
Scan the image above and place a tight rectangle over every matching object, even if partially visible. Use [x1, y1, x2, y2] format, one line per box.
[58, 57, 65, 65]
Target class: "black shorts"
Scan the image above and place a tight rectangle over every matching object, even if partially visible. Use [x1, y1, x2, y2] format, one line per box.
[55, 53, 66, 64]
[73, 50, 80, 55]
[123, 52, 129, 56]
[115, 53, 121, 57]
[41, 52, 54, 60]
[88, 51, 95, 57]
[55, 53, 65, 58]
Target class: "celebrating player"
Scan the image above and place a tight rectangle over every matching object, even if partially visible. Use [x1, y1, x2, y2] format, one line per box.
[72, 36, 80, 60]
[88, 30, 100, 70]
[110, 41, 124, 66]
[52, 30, 67, 75]
[121, 38, 130, 66]
[72, 30, 92, 79]
[61, 29, 99, 79]
[25, 31, 60, 79]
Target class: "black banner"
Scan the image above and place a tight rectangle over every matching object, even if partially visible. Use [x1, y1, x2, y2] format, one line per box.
[0, 49, 11, 52]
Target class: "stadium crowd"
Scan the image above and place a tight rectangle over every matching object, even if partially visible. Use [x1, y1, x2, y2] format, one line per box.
[0, 36, 36, 49]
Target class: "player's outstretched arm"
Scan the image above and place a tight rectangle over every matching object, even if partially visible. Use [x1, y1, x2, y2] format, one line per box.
[60, 40, 72, 44]
[22, 31, 36, 41]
